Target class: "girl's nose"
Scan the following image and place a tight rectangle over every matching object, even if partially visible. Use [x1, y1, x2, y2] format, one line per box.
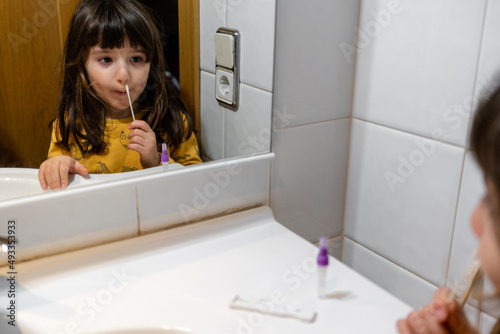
[115, 61, 130, 85]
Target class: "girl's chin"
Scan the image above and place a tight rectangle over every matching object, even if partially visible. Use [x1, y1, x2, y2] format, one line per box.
[107, 107, 134, 119]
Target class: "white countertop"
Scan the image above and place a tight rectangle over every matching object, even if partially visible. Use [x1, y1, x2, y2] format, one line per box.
[0, 207, 411, 334]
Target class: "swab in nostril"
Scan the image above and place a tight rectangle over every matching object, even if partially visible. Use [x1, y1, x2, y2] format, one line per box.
[125, 84, 135, 121]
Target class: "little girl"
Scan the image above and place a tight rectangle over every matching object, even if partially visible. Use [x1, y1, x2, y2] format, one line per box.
[38, 0, 201, 190]
[397, 86, 500, 333]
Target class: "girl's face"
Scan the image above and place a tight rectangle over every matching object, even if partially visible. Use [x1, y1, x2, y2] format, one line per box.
[471, 182, 500, 292]
[85, 39, 150, 119]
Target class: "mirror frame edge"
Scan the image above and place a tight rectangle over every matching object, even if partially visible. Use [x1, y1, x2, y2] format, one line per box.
[178, 0, 201, 145]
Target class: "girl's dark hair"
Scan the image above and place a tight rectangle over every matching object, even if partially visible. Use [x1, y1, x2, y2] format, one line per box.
[470, 84, 500, 242]
[55, 0, 192, 155]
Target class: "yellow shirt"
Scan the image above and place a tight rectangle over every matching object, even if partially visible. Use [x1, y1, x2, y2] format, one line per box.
[47, 110, 202, 173]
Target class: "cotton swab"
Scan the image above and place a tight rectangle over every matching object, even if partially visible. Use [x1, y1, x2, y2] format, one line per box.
[125, 84, 136, 121]
[447, 247, 482, 308]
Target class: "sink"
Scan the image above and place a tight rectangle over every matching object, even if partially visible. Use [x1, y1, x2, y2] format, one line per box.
[0, 164, 184, 202]
[3, 207, 412, 334]
[15, 280, 235, 334]
[0, 168, 44, 201]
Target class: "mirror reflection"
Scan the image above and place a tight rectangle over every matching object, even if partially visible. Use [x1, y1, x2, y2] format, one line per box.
[0, 0, 273, 198]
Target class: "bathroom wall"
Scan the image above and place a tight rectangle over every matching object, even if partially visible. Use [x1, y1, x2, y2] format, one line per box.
[199, 0, 276, 160]
[270, 0, 359, 259]
[342, 0, 499, 330]
[271, 0, 499, 330]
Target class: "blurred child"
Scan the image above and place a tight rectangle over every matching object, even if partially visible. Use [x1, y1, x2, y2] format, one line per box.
[397, 86, 500, 333]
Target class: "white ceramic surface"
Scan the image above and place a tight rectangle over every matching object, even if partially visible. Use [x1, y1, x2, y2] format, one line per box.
[200, 71, 225, 160]
[199, 0, 226, 73]
[0, 168, 45, 201]
[345, 119, 464, 286]
[343, 237, 437, 309]
[271, 118, 350, 242]
[226, 0, 276, 92]
[224, 83, 272, 159]
[1, 207, 412, 334]
[273, 0, 359, 128]
[353, 0, 486, 147]
[0, 165, 184, 202]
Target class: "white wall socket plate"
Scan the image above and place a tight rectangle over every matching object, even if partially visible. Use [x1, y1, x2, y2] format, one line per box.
[215, 67, 235, 105]
[214, 27, 240, 111]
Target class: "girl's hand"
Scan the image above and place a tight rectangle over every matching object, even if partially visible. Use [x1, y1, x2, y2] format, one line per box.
[397, 288, 478, 334]
[38, 155, 88, 190]
[128, 120, 160, 168]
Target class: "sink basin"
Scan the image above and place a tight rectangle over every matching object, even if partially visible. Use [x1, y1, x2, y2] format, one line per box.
[15, 280, 235, 334]
[0, 168, 44, 201]
[3, 207, 412, 334]
[0, 164, 184, 202]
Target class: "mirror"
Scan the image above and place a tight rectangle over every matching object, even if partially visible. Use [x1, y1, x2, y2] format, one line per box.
[0, 0, 273, 194]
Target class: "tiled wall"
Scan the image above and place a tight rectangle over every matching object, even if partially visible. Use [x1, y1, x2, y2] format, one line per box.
[343, 0, 500, 330]
[199, 0, 275, 160]
[270, 0, 360, 253]
[271, 0, 499, 330]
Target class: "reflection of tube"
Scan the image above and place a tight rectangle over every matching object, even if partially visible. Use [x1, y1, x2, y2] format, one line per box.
[161, 143, 169, 167]
[317, 237, 329, 298]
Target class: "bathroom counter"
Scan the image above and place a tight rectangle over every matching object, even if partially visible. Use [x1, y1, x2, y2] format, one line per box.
[0, 207, 411, 333]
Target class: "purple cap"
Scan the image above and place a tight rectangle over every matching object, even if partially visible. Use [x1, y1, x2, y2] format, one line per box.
[317, 237, 329, 266]
[161, 143, 169, 164]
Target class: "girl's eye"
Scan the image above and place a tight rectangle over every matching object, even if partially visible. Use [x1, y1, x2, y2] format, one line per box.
[131, 56, 144, 63]
[98, 57, 112, 64]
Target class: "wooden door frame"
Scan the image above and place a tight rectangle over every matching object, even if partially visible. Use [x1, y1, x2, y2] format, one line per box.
[178, 0, 200, 143]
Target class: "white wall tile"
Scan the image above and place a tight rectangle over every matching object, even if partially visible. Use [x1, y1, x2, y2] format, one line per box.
[200, 71, 225, 160]
[224, 84, 272, 159]
[343, 237, 436, 309]
[226, 0, 276, 92]
[345, 120, 465, 286]
[273, 0, 360, 128]
[447, 152, 483, 286]
[474, 0, 500, 104]
[200, 0, 226, 73]
[137, 155, 272, 233]
[271, 118, 350, 242]
[353, 0, 486, 147]
[481, 311, 499, 334]
[469, 0, 500, 148]
[329, 235, 343, 261]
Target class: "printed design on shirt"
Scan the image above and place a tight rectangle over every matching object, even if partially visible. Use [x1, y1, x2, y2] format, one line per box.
[95, 162, 110, 174]
[120, 131, 129, 150]
[173, 153, 191, 162]
[68, 143, 83, 161]
[121, 166, 138, 173]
